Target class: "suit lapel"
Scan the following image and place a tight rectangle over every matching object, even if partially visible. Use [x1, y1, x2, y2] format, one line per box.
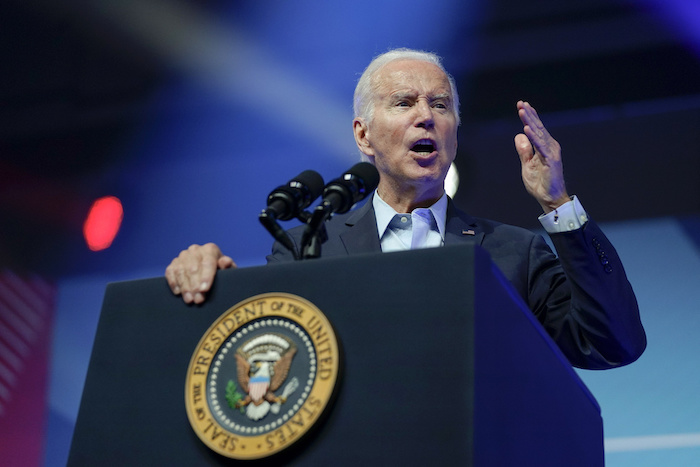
[444, 199, 485, 247]
[339, 200, 382, 255]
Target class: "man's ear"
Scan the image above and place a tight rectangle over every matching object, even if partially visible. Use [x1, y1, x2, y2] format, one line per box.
[353, 118, 373, 157]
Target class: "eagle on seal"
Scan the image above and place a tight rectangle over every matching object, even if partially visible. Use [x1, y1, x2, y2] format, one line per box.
[234, 333, 297, 412]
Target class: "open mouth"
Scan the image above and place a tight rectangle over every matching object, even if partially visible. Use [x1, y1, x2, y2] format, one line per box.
[411, 139, 436, 154]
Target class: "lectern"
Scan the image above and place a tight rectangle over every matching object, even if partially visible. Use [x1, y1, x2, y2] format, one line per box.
[69, 244, 603, 465]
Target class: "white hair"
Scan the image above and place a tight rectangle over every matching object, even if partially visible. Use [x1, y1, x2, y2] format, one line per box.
[353, 48, 461, 126]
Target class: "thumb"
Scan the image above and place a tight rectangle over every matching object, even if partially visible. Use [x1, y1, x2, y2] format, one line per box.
[514, 133, 533, 163]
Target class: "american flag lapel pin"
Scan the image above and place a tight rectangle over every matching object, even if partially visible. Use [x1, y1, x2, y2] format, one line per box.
[462, 229, 475, 236]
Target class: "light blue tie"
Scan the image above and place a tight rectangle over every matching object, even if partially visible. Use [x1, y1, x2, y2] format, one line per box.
[410, 208, 435, 249]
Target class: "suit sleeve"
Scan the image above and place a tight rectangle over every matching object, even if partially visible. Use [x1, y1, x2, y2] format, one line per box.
[528, 219, 646, 369]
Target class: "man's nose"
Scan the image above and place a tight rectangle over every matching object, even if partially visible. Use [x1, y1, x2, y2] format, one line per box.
[415, 100, 434, 128]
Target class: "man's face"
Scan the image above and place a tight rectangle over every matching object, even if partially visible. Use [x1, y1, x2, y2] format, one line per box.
[354, 59, 458, 200]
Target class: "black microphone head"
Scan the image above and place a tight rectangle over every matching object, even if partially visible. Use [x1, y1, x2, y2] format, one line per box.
[290, 170, 325, 203]
[322, 162, 380, 214]
[346, 162, 380, 194]
[266, 170, 325, 220]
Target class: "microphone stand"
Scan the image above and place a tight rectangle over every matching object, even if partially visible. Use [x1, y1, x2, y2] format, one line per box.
[300, 202, 332, 260]
[260, 206, 325, 261]
[259, 209, 300, 260]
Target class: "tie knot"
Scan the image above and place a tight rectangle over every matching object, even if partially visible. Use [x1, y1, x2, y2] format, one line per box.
[412, 208, 434, 225]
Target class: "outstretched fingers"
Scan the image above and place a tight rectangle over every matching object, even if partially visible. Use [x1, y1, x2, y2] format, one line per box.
[517, 101, 557, 162]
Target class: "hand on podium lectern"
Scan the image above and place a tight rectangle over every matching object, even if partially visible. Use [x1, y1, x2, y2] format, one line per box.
[165, 242, 235, 304]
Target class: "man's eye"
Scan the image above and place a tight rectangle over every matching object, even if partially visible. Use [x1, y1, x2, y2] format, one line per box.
[397, 101, 410, 107]
[433, 102, 447, 109]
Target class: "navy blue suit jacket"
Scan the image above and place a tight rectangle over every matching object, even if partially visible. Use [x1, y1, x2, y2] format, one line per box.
[267, 198, 646, 369]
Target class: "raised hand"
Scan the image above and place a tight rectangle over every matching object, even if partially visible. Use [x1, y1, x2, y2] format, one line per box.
[514, 101, 570, 212]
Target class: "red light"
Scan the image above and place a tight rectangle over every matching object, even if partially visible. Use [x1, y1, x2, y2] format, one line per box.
[83, 196, 123, 251]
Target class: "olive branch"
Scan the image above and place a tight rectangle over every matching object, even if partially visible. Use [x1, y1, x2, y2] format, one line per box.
[225, 380, 245, 413]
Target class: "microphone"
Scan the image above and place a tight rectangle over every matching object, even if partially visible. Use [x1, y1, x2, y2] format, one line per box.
[263, 170, 325, 221]
[260, 170, 324, 260]
[319, 162, 380, 215]
[301, 162, 380, 259]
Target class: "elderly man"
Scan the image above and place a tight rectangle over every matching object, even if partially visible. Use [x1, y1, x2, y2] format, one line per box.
[166, 48, 646, 369]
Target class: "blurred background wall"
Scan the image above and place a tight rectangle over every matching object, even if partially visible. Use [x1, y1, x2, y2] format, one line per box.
[1, 0, 699, 465]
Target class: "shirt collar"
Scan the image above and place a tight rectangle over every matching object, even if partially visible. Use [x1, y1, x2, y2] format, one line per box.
[372, 191, 448, 240]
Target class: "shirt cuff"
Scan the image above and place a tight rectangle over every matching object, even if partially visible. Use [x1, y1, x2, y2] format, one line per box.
[538, 195, 589, 233]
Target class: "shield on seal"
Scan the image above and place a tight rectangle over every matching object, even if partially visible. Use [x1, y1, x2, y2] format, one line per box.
[248, 375, 270, 403]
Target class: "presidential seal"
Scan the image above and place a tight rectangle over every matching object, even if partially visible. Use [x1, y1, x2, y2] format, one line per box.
[185, 293, 340, 460]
